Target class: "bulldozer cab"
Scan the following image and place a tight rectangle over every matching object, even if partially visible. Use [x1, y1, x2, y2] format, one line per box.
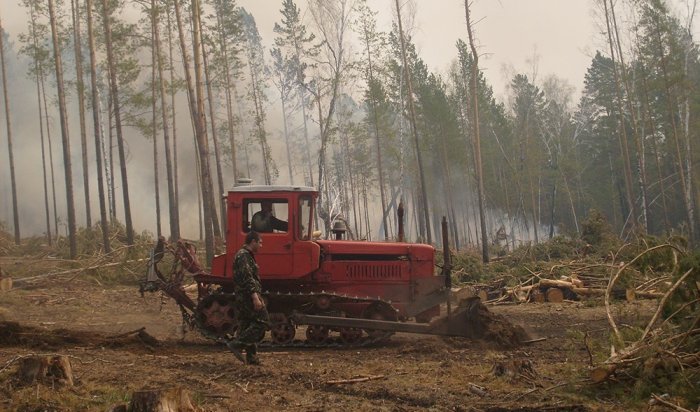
[213, 185, 320, 280]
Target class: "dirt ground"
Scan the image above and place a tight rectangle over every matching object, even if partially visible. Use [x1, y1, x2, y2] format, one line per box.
[0, 273, 659, 411]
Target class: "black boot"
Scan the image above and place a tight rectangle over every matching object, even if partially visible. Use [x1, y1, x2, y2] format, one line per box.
[245, 345, 261, 365]
[225, 340, 246, 364]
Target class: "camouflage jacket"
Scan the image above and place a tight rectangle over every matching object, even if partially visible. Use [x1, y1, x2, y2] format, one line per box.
[233, 247, 261, 296]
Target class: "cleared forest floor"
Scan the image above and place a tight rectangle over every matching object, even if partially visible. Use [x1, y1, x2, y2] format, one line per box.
[0, 271, 664, 411]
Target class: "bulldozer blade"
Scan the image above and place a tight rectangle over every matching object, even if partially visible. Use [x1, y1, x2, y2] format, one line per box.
[290, 297, 486, 338]
[425, 297, 485, 338]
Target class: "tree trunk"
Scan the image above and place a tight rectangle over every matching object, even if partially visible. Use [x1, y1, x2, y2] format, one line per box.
[176, 0, 214, 261]
[603, 0, 638, 235]
[215, 11, 238, 182]
[201, 26, 226, 236]
[248, 58, 272, 185]
[395, 0, 431, 244]
[36, 68, 52, 245]
[28, 2, 52, 246]
[363, 29, 388, 240]
[0, 13, 20, 245]
[151, 8, 162, 237]
[299, 88, 314, 186]
[167, 6, 180, 222]
[107, 94, 116, 219]
[281, 96, 294, 185]
[464, 0, 489, 262]
[71, 0, 92, 228]
[154, 0, 179, 241]
[610, 0, 649, 233]
[101, 0, 134, 245]
[41, 65, 60, 238]
[49, 0, 78, 258]
[86, 0, 112, 253]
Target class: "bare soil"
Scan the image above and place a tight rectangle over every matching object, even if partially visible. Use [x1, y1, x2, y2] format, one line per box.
[0, 275, 658, 411]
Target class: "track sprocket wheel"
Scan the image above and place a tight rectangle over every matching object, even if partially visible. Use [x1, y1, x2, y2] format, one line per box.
[305, 325, 329, 344]
[362, 302, 398, 341]
[270, 313, 296, 344]
[339, 327, 363, 344]
[196, 294, 237, 337]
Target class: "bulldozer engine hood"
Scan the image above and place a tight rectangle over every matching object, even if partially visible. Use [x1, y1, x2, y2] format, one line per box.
[315, 240, 434, 262]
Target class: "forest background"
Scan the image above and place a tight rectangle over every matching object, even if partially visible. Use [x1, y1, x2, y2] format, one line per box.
[0, 0, 699, 262]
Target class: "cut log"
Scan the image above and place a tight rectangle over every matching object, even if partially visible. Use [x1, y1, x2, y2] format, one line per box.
[530, 289, 545, 303]
[571, 287, 605, 297]
[571, 287, 662, 299]
[569, 277, 584, 288]
[128, 387, 196, 412]
[545, 287, 564, 303]
[590, 364, 617, 383]
[539, 279, 578, 289]
[16, 356, 73, 387]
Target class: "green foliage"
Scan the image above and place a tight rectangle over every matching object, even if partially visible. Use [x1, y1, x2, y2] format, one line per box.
[579, 209, 621, 255]
[450, 249, 485, 283]
[530, 236, 585, 261]
[627, 234, 686, 273]
[665, 250, 700, 330]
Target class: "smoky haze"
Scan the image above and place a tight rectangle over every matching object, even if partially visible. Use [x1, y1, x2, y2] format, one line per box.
[0, 0, 597, 241]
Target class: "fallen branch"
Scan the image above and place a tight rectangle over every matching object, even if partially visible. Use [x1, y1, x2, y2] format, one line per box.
[12, 258, 148, 285]
[605, 244, 681, 344]
[325, 375, 385, 385]
[650, 394, 693, 412]
[106, 327, 146, 339]
[591, 267, 695, 383]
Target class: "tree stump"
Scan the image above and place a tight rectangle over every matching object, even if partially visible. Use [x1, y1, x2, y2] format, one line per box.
[16, 356, 74, 387]
[545, 287, 564, 303]
[129, 387, 196, 412]
[0, 272, 11, 291]
[492, 359, 539, 381]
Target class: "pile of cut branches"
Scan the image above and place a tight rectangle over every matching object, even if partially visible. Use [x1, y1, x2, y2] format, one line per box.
[589, 248, 698, 408]
[452, 233, 685, 305]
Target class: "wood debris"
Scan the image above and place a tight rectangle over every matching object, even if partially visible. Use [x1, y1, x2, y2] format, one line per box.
[325, 374, 385, 385]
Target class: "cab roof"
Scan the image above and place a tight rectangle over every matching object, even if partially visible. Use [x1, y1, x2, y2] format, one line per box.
[229, 185, 317, 193]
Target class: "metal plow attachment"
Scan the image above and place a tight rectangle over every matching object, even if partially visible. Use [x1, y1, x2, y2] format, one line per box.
[291, 297, 486, 339]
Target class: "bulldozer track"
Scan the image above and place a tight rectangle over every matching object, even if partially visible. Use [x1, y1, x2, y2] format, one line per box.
[178, 291, 399, 349]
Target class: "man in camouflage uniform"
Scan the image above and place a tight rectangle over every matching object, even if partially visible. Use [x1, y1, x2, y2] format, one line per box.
[226, 231, 269, 365]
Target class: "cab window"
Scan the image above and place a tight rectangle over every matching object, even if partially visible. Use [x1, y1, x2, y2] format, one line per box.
[243, 199, 289, 233]
[298, 196, 312, 240]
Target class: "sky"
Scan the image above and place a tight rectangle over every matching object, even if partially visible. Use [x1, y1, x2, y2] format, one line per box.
[238, 0, 599, 101]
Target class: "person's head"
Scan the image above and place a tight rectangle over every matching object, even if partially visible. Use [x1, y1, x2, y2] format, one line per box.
[245, 230, 262, 252]
[261, 201, 273, 214]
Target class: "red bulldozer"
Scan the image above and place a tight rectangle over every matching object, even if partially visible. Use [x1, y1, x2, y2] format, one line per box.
[141, 183, 481, 346]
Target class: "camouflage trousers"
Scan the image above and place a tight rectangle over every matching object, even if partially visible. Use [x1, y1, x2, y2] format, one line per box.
[235, 297, 269, 354]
